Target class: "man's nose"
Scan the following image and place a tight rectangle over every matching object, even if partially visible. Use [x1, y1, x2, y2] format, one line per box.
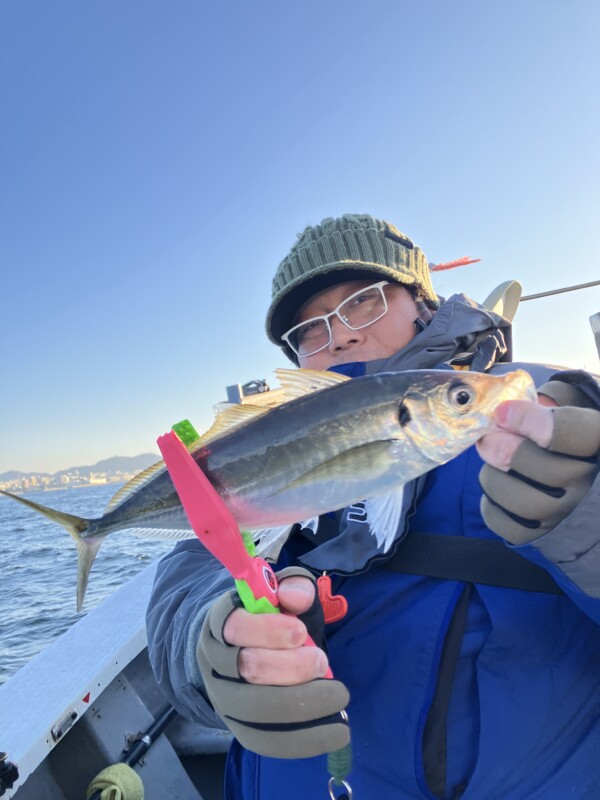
[328, 314, 364, 350]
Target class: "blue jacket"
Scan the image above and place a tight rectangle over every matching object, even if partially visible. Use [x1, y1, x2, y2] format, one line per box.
[146, 296, 600, 799]
[225, 444, 600, 799]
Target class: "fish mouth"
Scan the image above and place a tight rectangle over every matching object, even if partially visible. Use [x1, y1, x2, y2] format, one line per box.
[397, 369, 538, 463]
[499, 369, 537, 403]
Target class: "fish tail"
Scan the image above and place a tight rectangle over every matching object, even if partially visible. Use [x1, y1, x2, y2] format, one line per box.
[0, 489, 99, 611]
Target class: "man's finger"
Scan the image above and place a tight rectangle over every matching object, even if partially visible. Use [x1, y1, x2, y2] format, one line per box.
[277, 576, 316, 615]
[238, 645, 330, 685]
[476, 431, 523, 471]
[494, 400, 554, 448]
[224, 607, 307, 649]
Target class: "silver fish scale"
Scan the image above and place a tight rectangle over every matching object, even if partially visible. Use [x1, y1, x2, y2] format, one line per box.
[37, 369, 535, 541]
[0, 368, 535, 610]
[193, 372, 450, 527]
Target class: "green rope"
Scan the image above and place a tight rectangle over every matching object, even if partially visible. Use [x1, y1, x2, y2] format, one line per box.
[328, 742, 352, 782]
[328, 741, 352, 798]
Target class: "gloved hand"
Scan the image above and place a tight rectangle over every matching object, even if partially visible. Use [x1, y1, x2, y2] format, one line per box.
[196, 566, 350, 758]
[478, 381, 600, 544]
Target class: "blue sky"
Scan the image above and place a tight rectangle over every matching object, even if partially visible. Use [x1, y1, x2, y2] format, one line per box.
[1, 0, 598, 474]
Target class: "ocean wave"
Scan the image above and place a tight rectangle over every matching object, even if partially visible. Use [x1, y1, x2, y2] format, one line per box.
[0, 484, 173, 684]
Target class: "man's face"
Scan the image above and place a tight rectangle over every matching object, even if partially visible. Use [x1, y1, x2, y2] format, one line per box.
[295, 279, 421, 370]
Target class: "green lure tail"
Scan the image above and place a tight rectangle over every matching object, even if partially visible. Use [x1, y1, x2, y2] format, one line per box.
[0, 489, 100, 612]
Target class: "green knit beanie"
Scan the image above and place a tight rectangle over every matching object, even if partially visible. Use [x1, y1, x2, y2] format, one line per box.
[266, 214, 439, 352]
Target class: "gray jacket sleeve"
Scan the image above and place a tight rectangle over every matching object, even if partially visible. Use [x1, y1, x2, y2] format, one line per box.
[145, 538, 235, 726]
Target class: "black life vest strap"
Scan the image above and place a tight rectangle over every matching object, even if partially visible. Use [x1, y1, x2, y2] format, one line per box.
[381, 533, 563, 595]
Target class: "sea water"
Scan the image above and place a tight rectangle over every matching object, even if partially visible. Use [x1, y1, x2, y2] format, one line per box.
[0, 484, 174, 685]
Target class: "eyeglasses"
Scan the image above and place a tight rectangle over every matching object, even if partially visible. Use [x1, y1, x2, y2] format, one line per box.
[282, 280, 391, 357]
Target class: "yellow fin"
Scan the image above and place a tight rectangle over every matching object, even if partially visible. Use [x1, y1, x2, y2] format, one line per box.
[0, 489, 96, 611]
[200, 369, 349, 444]
[200, 403, 271, 443]
[104, 460, 167, 513]
[106, 371, 350, 508]
[274, 368, 350, 401]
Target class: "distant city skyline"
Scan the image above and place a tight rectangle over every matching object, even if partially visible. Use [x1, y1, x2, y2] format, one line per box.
[0, 453, 158, 494]
[1, 0, 598, 475]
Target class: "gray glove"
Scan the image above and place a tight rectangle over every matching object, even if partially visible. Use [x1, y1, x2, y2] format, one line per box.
[480, 383, 600, 544]
[196, 566, 350, 759]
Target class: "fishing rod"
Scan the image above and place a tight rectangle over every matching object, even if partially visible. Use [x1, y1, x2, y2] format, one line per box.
[519, 279, 600, 359]
[87, 704, 179, 800]
[520, 279, 600, 302]
[438, 258, 599, 358]
[120, 704, 179, 768]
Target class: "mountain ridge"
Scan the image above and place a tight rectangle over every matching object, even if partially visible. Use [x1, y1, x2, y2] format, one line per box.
[0, 453, 159, 482]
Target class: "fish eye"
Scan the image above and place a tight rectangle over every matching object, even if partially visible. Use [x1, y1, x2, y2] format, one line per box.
[447, 382, 476, 411]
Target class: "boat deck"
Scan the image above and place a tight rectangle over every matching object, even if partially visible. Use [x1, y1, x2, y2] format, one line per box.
[0, 563, 230, 799]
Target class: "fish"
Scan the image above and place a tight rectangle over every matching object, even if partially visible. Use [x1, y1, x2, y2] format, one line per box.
[0, 367, 536, 610]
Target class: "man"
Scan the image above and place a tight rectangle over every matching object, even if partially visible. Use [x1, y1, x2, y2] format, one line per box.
[147, 214, 600, 799]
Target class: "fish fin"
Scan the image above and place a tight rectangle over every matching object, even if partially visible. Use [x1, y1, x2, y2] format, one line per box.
[126, 527, 196, 541]
[364, 489, 405, 552]
[200, 369, 349, 444]
[253, 517, 319, 562]
[104, 460, 167, 512]
[299, 516, 319, 535]
[201, 404, 271, 443]
[0, 489, 97, 611]
[272, 442, 395, 494]
[76, 538, 102, 612]
[275, 368, 350, 401]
